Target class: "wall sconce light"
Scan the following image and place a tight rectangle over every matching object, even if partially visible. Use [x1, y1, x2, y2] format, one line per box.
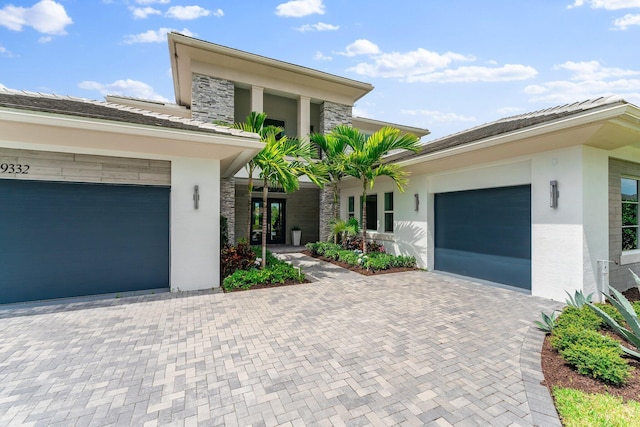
[550, 180, 559, 209]
[193, 185, 200, 210]
[414, 193, 420, 212]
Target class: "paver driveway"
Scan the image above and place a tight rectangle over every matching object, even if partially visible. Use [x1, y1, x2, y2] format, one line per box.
[0, 254, 562, 426]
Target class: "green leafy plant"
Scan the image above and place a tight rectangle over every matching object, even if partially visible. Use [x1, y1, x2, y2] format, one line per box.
[222, 258, 305, 292]
[220, 241, 256, 278]
[551, 325, 619, 353]
[220, 215, 229, 249]
[587, 288, 640, 359]
[560, 344, 630, 385]
[565, 289, 594, 308]
[534, 311, 558, 334]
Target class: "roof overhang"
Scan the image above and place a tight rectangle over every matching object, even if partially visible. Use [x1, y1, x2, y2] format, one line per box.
[352, 116, 430, 138]
[168, 32, 374, 108]
[396, 103, 640, 175]
[0, 108, 263, 178]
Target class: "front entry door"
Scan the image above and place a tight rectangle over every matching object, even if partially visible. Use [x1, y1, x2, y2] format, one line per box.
[250, 198, 286, 245]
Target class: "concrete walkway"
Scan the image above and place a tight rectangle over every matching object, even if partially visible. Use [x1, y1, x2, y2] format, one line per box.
[0, 254, 562, 426]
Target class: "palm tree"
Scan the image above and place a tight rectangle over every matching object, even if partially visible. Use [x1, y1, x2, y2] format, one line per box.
[309, 132, 350, 243]
[233, 112, 281, 242]
[333, 125, 421, 254]
[253, 132, 326, 267]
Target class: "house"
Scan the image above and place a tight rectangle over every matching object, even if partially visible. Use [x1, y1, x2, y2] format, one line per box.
[0, 90, 263, 304]
[338, 97, 640, 301]
[2, 32, 639, 304]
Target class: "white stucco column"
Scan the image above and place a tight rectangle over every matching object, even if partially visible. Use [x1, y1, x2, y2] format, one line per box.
[170, 157, 221, 291]
[251, 86, 264, 113]
[297, 95, 311, 139]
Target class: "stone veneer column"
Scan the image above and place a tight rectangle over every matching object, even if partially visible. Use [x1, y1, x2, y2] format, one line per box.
[191, 73, 235, 124]
[221, 177, 236, 244]
[319, 101, 353, 241]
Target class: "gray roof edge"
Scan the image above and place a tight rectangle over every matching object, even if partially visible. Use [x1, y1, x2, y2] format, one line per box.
[386, 96, 633, 164]
[0, 88, 260, 140]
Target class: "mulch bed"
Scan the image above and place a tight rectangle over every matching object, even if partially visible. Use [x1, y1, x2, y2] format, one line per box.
[301, 250, 419, 276]
[540, 288, 640, 402]
[222, 278, 310, 293]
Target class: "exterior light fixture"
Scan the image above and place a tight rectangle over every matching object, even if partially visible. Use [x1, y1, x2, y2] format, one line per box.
[550, 180, 559, 209]
[414, 193, 420, 212]
[193, 185, 200, 209]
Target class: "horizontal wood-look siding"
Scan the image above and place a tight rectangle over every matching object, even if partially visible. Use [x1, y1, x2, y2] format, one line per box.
[0, 148, 170, 186]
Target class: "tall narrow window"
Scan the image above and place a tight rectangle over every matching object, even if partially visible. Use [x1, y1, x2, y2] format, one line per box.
[622, 178, 639, 251]
[384, 192, 394, 232]
[360, 194, 378, 230]
[348, 196, 355, 218]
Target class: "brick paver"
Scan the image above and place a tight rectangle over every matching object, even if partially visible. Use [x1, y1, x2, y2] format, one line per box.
[0, 254, 561, 426]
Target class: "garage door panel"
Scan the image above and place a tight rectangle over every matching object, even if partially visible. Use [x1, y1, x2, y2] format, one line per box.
[0, 179, 170, 304]
[435, 185, 531, 290]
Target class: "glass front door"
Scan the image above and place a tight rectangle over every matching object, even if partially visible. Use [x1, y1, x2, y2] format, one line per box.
[250, 198, 286, 245]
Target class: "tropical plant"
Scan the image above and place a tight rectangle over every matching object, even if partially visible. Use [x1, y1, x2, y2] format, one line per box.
[328, 218, 359, 244]
[534, 311, 558, 334]
[565, 289, 594, 308]
[234, 112, 327, 267]
[309, 131, 351, 241]
[587, 287, 640, 359]
[331, 125, 421, 253]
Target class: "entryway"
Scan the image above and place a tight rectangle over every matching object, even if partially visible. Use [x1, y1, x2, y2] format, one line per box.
[250, 198, 286, 245]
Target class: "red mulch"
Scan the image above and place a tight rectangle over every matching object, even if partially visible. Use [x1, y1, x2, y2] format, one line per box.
[301, 250, 419, 276]
[541, 287, 640, 402]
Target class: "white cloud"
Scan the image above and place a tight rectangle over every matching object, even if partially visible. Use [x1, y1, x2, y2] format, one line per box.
[406, 64, 538, 83]
[347, 47, 473, 78]
[313, 51, 332, 61]
[38, 35, 52, 43]
[135, 0, 170, 4]
[78, 79, 170, 103]
[497, 106, 523, 115]
[339, 39, 381, 57]
[131, 7, 161, 19]
[401, 109, 477, 123]
[0, 0, 72, 35]
[568, 0, 640, 9]
[613, 13, 640, 28]
[123, 27, 195, 44]
[276, 0, 324, 17]
[525, 60, 640, 104]
[295, 22, 338, 32]
[166, 5, 217, 20]
[555, 60, 640, 80]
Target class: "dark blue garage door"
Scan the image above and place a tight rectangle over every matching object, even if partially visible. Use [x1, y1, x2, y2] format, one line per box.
[0, 179, 170, 304]
[434, 185, 531, 290]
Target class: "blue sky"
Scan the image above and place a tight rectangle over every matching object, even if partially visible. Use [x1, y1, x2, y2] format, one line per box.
[1, 0, 639, 139]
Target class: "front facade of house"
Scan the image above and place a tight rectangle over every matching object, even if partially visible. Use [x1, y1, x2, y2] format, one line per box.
[0, 90, 262, 304]
[338, 99, 640, 301]
[2, 33, 640, 304]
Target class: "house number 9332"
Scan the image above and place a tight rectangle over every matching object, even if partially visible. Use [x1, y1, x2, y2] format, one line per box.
[0, 163, 30, 174]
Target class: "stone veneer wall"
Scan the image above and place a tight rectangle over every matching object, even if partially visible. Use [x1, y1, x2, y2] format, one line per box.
[609, 158, 640, 291]
[319, 101, 352, 241]
[191, 74, 235, 124]
[221, 177, 236, 244]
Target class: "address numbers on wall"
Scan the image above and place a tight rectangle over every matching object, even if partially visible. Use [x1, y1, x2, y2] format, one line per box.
[0, 163, 30, 174]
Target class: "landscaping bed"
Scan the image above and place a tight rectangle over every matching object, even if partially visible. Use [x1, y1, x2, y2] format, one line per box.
[539, 288, 640, 424]
[302, 250, 418, 276]
[304, 241, 419, 275]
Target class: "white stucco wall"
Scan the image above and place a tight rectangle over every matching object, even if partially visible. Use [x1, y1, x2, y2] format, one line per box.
[170, 157, 221, 291]
[340, 146, 613, 301]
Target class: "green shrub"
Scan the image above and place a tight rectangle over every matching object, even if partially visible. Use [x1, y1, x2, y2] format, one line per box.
[305, 242, 320, 255]
[594, 303, 625, 328]
[555, 306, 602, 331]
[222, 262, 304, 292]
[560, 344, 630, 385]
[552, 325, 619, 352]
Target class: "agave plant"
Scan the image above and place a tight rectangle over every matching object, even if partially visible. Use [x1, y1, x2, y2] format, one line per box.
[587, 288, 640, 359]
[534, 311, 558, 334]
[565, 289, 594, 308]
